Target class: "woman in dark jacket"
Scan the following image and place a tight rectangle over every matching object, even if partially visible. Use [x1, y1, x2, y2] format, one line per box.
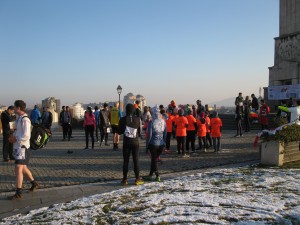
[118, 103, 144, 186]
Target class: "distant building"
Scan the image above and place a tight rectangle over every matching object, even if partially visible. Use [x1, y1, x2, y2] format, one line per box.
[123, 93, 146, 113]
[41, 97, 60, 128]
[70, 103, 85, 119]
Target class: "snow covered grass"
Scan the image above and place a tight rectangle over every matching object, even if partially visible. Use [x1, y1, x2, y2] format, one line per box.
[2, 166, 300, 225]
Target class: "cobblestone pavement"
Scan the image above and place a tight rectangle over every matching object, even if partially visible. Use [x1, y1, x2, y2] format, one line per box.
[0, 130, 260, 193]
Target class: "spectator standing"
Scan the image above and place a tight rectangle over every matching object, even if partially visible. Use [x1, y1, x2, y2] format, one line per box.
[118, 103, 144, 186]
[8, 100, 39, 199]
[110, 102, 122, 150]
[60, 106, 72, 141]
[174, 109, 189, 157]
[143, 105, 167, 182]
[1, 106, 15, 162]
[235, 92, 244, 107]
[41, 107, 53, 130]
[30, 105, 41, 125]
[83, 106, 96, 149]
[99, 103, 110, 146]
[94, 106, 100, 142]
[251, 94, 259, 112]
[142, 106, 151, 124]
[210, 111, 222, 152]
[196, 100, 205, 115]
[235, 103, 243, 137]
[259, 99, 270, 130]
[66, 106, 73, 138]
[244, 96, 251, 132]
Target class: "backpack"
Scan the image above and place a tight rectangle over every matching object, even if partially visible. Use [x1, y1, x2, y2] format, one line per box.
[22, 116, 52, 150]
[30, 124, 52, 150]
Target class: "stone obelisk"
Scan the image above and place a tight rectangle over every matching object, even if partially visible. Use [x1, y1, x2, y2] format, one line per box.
[267, 0, 300, 109]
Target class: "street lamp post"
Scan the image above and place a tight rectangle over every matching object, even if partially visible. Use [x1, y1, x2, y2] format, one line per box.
[117, 85, 122, 113]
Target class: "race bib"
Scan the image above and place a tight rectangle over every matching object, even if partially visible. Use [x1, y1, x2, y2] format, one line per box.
[124, 126, 137, 138]
[15, 147, 26, 160]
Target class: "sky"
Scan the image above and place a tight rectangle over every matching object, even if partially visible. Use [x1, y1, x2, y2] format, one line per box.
[0, 0, 279, 108]
[2, 166, 300, 224]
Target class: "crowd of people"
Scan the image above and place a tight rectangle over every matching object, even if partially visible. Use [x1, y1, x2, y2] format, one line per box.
[1, 95, 299, 198]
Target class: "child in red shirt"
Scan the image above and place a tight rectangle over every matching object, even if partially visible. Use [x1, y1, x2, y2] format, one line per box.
[210, 111, 222, 152]
[196, 112, 207, 152]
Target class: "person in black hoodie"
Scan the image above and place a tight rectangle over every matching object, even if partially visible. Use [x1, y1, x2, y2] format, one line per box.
[1, 106, 16, 162]
[118, 103, 144, 186]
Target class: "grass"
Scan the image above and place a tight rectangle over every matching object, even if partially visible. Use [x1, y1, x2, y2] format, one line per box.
[280, 161, 300, 169]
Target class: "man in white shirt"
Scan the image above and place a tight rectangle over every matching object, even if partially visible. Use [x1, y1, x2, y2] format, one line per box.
[8, 100, 39, 199]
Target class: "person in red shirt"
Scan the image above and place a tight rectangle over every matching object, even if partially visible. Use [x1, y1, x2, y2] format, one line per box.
[259, 99, 270, 130]
[185, 109, 197, 153]
[165, 109, 174, 152]
[210, 111, 222, 152]
[205, 112, 212, 148]
[196, 112, 207, 152]
[174, 109, 189, 157]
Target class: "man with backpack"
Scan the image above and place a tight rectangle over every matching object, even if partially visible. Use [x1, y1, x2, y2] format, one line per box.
[8, 100, 39, 200]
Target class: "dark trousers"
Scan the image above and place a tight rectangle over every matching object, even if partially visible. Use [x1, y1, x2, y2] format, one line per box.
[2, 134, 14, 160]
[166, 132, 172, 150]
[85, 125, 95, 148]
[95, 125, 99, 142]
[100, 127, 108, 143]
[236, 119, 242, 136]
[122, 141, 140, 179]
[62, 123, 71, 140]
[186, 130, 196, 152]
[149, 144, 164, 177]
[213, 137, 221, 151]
[206, 132, 212, 147]
[176, 136, 186, 155]
[198, 136, 207, 150]
[244, 115, 251, 132]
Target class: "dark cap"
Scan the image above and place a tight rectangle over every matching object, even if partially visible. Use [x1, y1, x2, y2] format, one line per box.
[8, 105, 14, 110]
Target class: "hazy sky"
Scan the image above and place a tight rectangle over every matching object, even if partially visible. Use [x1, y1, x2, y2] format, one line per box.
[0, 0, 279, 108]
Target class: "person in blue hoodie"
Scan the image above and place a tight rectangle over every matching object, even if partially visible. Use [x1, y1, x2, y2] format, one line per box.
[30, 105, 41, 125]
[143, 105, 167, 182]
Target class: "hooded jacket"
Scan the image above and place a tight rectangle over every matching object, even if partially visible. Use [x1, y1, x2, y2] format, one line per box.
[146, 105, 167, 148]
[118, 104, 140, 143]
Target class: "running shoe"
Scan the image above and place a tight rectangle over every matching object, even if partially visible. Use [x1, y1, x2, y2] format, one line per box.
[121, 179, 128, 186]
[29, 181, 39, 192]
[135, 178, 144, 185]
[143, 176, 153, 181]
[8, 192, 23, 200]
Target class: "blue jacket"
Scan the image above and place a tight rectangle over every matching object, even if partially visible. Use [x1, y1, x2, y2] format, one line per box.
[146, 105, 167, 148]
[30, 108, 41, 124]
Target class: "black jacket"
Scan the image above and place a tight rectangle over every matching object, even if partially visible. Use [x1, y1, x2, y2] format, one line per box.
[118, 104, 140, 143]
[1, 111, 12, 135]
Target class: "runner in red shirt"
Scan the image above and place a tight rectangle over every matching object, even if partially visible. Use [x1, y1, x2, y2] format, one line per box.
[185, 109, 197, 153]
[196, 112, 207, 152]
[165, 109, 174, 152]
[174, 109, 189, 157]
[210, 111, 222, 152]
